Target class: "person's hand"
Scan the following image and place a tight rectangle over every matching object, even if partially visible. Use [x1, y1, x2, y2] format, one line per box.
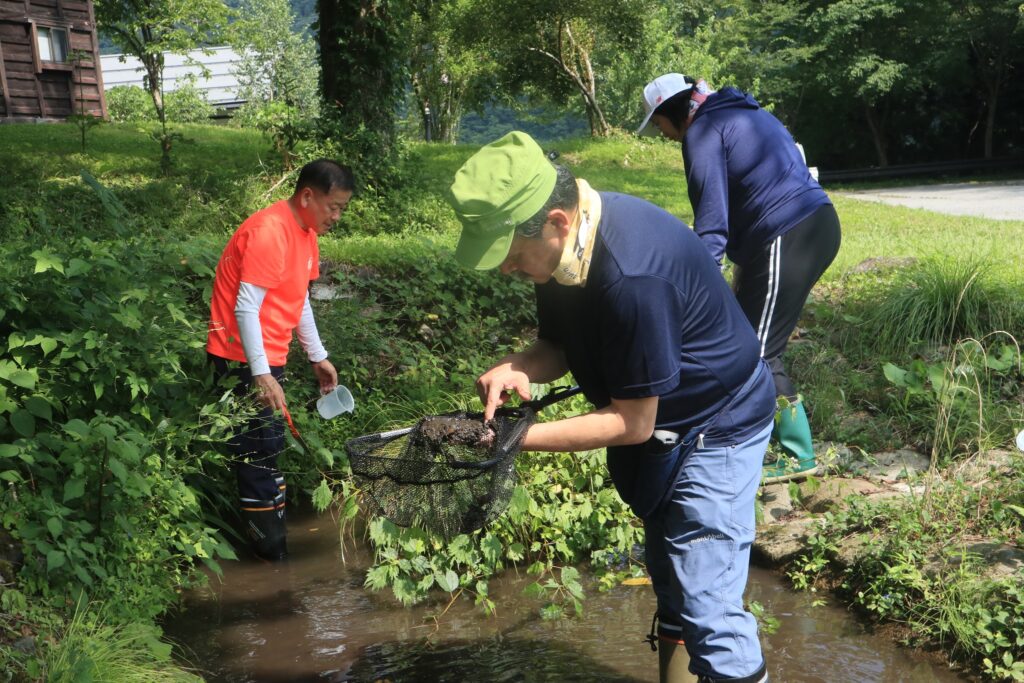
[476, 364, 531, 420]
[252, 373, 287, 412]
[311, 359, 338, 394]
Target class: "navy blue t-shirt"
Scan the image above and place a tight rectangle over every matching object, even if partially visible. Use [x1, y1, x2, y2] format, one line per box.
[683, 87, 832, 267]
[536, 192, 775, 442]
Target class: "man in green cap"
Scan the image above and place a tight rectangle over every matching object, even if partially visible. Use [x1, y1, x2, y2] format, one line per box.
[447, 131, 776, 683]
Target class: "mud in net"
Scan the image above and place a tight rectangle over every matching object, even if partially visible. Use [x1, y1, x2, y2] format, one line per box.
[345, 386, 580, 538]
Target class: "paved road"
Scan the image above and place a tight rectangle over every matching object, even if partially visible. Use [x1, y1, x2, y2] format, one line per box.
[839, 180, 1024, 221]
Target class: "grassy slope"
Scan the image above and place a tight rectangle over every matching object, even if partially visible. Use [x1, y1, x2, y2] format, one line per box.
[6, 124, 1021, 276]
[394, 134, 1024, 284]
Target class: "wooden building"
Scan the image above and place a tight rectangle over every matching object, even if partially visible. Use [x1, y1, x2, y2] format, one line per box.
[0, 0, 106, 121]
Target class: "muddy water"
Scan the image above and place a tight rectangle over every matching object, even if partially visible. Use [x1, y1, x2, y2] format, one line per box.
[165, 511, 970, 682]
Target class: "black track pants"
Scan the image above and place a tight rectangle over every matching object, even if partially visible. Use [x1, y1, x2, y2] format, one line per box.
[208, 354, 288, 509]
[732, 204, 841, 401]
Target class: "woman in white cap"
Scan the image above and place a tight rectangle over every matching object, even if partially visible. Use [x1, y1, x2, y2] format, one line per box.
[637, 73, 842, 484]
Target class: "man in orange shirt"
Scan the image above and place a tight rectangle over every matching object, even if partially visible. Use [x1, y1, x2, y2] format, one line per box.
[207, 159, 354, 561]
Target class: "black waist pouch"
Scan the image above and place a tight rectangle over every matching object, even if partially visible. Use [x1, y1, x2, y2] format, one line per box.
[606, 429, 699, 520]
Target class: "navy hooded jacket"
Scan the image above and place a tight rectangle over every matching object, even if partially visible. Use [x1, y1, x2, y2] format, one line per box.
[683, 87, 832, 267]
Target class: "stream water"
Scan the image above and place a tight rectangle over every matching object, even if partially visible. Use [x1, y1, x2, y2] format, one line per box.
[165, 510, 972, 682]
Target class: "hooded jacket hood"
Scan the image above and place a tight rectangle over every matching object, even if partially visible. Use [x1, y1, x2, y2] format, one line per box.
[692, 86, 760, 123]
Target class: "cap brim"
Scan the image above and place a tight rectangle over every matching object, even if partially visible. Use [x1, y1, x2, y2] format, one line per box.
[636, 109, 659, 136]
[454, 223, 515, 271]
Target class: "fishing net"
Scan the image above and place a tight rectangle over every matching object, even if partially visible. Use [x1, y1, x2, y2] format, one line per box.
[346, 387, 579, 538]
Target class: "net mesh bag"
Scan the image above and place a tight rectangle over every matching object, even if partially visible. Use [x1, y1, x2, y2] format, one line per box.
[346, 406, 536, 539]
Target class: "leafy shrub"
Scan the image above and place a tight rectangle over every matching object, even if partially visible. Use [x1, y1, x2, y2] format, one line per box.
[0, 176, 239, 622]
[882, 336, 1023, 461]
[234, 100, 314, 169]
[164, 76, 214, 124]
[105, 85, 156, 122]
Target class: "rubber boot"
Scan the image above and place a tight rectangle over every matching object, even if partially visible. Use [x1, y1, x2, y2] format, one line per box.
[241, 508, 288, 561]
[762, 400, 818, 484]
[659, 641, 698, 683]
[696, 660, 768, 683]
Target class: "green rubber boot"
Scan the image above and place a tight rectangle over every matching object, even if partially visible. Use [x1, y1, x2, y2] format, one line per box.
[762, 400, 818, 484]
[658, 640, 698, 683]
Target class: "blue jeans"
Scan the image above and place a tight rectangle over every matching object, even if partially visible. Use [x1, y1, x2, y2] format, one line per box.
[644, 419, 772, 680]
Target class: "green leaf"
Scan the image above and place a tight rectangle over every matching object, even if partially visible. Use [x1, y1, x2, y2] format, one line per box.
[435, 569, 459, 592]
[64, 478, 86, 502]
[73, 565, 93, 585]
[47, 516, 63, 539]
[107, 457, 127, 482]
[63, 419, 90, 439]
[882, 362, 908, 387]
[24, 396, 53, 421]
[5, 369, 37, 391]
[46, 550, 66, 571]
[0, 470, 22, 483]
[31, 249, 65, 275]
[481, 534, 503, 566]
[39, 337, 58, 357]
[10, 410, 35, 437]
[0, 444, 18, 459]
[312, 479, 333, 511]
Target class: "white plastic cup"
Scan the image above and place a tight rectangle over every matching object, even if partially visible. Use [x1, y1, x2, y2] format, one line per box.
[1016, 429, 1024, 453]
[316, 385, 354, 419]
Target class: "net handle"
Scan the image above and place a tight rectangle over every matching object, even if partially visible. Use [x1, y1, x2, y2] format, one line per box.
[518, 385, 582, 411]
[450, 385, 583, 471]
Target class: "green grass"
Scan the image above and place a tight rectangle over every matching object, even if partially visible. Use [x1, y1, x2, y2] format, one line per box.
[403, 135, 1024, 288]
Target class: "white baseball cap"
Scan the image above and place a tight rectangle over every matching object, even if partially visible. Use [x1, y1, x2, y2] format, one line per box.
[636, 73, 693, 136]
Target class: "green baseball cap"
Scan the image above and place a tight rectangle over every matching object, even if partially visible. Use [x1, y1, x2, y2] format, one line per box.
[447, 131, 557, 270]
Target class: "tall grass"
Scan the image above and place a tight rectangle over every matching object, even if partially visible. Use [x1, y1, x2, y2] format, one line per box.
[42, 601, 202, 683]
[853, 258, 1024, 357]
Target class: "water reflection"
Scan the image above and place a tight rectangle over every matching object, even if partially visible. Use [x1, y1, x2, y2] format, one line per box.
[164, 511, 969, 682]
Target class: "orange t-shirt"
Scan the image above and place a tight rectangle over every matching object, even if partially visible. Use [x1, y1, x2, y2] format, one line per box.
[206, 200, 320, 366]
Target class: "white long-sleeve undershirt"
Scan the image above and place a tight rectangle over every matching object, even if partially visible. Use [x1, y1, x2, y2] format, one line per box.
[234, 282, 328, 376]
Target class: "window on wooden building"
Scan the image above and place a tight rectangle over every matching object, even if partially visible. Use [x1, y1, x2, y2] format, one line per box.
[36, 27, 69, 63]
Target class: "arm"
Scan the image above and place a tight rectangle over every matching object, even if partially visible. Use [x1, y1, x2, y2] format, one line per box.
[296, 293, 337, 393]
[683, 127, 730, 266]
[235, 281, 286, 411]
[477, 338, 568, 420]
[521, 395, 657, 451]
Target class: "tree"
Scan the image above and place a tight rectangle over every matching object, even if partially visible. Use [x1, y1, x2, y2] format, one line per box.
[457, 0, 650, 137]
[407, 0, 495, 143]
[95, 0, 229, 170]
[230, 0, 320, 117]
[95, 0, 228, 123]
[803, 0, 952, 167]
[318, 0, 411, 186]
[954, 0, 1023, 158]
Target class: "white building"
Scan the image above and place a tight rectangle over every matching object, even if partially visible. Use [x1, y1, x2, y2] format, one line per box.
[99, 46, 245, 109]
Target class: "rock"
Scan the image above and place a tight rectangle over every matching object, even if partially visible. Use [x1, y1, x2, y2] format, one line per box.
[801, 477, 883, 514]
[754, 517, 819, 565]
[845, 449, 931, 482]
[950, 449, 1017, 482]
[985, 546, 1024, 581]
[813, 442, 850, 474]
[817, 441, 863, 474]
[849, 256, 917, 274]
[834, 532, 873, 568]
[759, 483, 796, 523]
[13, 636, 35, 654]
[310, 282, 350, 301]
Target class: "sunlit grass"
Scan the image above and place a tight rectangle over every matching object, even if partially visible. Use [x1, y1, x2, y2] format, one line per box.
[42, 601, 201, 683]
[403, 138, 1024, 289]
